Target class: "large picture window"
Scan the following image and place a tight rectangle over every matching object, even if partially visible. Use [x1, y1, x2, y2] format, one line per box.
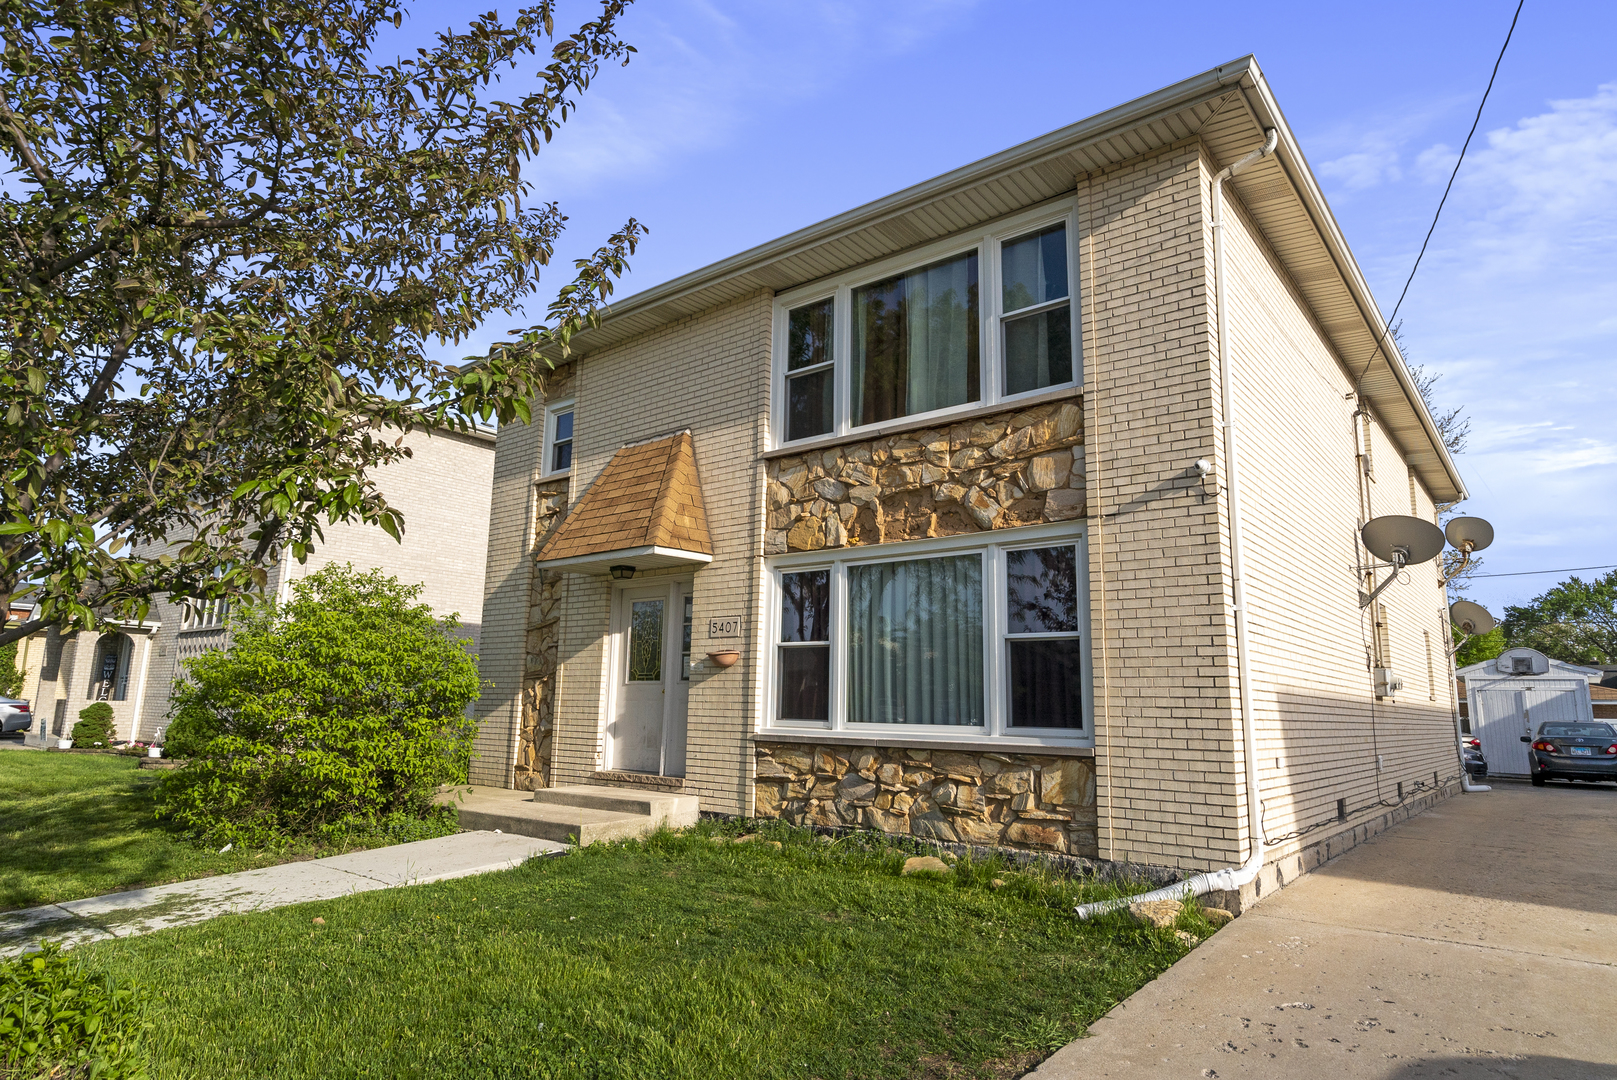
[772, 206, 1079, 446]
[768, 527, 1090, 744]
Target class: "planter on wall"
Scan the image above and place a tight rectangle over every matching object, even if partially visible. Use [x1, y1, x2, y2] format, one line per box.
[706, 650, 741, 668]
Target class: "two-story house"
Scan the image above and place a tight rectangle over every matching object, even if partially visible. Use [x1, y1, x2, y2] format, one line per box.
[30, 425, 496, 745]
[472, 56, 1470, 900]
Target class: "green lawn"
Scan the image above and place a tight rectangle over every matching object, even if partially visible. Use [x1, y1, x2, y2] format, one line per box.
[79, 822, 1208, 1080]
[0, 752, 452, 910]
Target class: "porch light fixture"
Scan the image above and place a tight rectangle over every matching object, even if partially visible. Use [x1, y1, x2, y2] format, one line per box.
[609, 565, 636, 580]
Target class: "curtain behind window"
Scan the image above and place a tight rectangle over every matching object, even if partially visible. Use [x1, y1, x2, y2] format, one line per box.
[848, 555, 983, 725]
[852, 251, 979, 425]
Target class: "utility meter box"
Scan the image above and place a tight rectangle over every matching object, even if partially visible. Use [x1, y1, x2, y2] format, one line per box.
[1374, 667, 1404, 699]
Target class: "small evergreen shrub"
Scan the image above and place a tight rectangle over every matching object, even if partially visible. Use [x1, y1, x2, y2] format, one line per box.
[0, 943, 149, 1080]
[0, 641, 23, 698]
[71, 702, 117, 749]
[157, 564, 480, 846]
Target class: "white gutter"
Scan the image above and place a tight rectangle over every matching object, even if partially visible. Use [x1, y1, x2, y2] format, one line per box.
[1077, 128, 1279, 919]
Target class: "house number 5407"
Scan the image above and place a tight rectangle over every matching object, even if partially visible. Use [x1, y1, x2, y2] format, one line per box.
[707, 616, 742, 638]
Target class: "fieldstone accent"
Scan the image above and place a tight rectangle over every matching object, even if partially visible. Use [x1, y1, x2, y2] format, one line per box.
[1127, 899, 1183, 929]
[514, 367, 573, 791]
[765, 401, 1085, 551]
[1203, 907, 1235, 927]
[901, 855, 951, 876]
[753, 742, 1098, 856]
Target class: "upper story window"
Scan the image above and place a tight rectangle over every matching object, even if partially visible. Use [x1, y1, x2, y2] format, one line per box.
[178, 597, 228, 631]
[545, 400, 575, 474]
[773, 204, 1079, 447]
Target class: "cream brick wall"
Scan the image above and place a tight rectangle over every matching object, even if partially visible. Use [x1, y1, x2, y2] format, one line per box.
[1216, 174, 1459, 869]
[1077, 143, 1243, 871]
[546, 292, 772, 814]
[472, 414, 546, 786]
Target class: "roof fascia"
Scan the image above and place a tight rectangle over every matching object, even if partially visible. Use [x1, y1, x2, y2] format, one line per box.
[1231, 63, 1468, 502]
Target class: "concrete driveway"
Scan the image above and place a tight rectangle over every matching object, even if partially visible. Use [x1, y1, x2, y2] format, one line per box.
[1031, 781, 1617, 1080]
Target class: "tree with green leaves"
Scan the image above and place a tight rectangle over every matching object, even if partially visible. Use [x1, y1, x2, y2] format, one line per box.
[1502, 570, 1617, 667]
[1, 0, 644, 648]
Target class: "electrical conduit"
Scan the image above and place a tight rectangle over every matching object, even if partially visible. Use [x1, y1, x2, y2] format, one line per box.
[1077, 129, 1279, 919]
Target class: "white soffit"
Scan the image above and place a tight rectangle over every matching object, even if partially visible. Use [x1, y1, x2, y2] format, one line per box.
[566, 55, 1464, 503]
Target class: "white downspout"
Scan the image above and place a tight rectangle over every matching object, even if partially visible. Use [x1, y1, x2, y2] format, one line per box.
[1078, 128, 1278, 919]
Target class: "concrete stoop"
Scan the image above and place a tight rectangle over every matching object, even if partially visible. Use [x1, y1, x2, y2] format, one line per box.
[438, 784, 699, 846]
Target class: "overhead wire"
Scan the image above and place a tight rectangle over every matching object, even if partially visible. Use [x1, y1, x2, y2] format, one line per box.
[1352, 0, 1526, 393]
[1469, 563, 1617, 579]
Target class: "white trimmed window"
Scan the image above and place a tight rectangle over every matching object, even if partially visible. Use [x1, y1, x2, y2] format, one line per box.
[178, 597, 228, 631]
[544, 399, 575, 475]
[767, 525, 1092, 745]
[771, 203, 1081, 447]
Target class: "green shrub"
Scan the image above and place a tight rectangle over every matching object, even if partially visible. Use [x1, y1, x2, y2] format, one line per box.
[0, 641, 23, 699]
[157, 564, 480, 846]
[0, 943, 149, 1080]
[71, 702, 117, 749]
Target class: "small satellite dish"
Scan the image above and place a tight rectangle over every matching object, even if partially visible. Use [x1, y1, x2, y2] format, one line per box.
[1449, 599, 1496, 636]
[1444, 516, 1494, 553]
[1361, 515, 1446, 567]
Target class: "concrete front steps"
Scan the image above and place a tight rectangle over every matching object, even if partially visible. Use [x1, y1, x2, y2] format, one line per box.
[439, 784, 699, 847]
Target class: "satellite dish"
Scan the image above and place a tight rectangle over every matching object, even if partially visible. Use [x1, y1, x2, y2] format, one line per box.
[1444, 516, 1494, 553]
[1361, 515, 1446, 567]
[1449, 599, 1496, 636]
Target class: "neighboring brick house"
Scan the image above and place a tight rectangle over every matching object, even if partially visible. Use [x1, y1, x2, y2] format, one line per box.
[474, 56, 1471, 897]
[30, 425, 495, 745]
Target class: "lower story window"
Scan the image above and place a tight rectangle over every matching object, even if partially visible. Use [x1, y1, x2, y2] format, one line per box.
[770, 529, 1090, 741]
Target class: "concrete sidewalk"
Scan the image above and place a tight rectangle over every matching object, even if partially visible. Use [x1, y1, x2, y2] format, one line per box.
[0, 830, 564, 957]
[1032, 782, 1617, 1080]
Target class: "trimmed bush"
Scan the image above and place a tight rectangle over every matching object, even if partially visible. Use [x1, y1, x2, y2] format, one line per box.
[71, 702, 117, 749]
[0, 943, 149, 1080]
[0, 641, 23, 698]
[157, 564, 480, 846]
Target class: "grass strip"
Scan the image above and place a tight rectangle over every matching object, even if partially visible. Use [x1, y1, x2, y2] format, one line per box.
[0, 753, 454, 911]
[80, 819, 1213, 1080]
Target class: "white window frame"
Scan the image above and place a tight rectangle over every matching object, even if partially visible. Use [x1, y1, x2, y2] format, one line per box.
[770, 199, 1082, 450]
[542, 398, 575, 478]
[762, 522, 1093, 748]
[178, 597, 228, 631]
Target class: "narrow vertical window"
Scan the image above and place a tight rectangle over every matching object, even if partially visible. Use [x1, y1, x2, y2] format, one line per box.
[786, 299, 835, 442]
[1425, 630, 1435, 700]
[680, 594, 693, 681]
[549, 408, 574, 473]
[1001, 224, 1072, 396]
[778, 570, 830, 721]
[851, 250, 980, 425]
[1005, 545, 1084, 728]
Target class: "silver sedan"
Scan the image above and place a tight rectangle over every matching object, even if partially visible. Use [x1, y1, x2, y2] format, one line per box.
[1525, 721, 1617, 786]
[0, 697, 34, 735]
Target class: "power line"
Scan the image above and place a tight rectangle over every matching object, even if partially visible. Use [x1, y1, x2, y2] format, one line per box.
[1355, 0, 1526, 390]
[1470, 564, 1617, 579]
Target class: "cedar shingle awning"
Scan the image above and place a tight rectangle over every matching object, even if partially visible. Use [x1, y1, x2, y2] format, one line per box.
[535, 431, 713, 575]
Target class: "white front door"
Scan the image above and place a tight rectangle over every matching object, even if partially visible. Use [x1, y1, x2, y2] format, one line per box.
[609, 581, 691, 776]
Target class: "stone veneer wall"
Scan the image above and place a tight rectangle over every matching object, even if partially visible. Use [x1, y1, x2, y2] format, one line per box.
[755, 396, 1094, 853]
[754, 744, 1098, 857]
[764, 399, 1084, 553]
[512, 365, 574, 790]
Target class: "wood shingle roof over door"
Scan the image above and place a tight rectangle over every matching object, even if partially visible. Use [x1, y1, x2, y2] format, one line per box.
[536, 432, 713, 574]
[548, 55, 1465, 504]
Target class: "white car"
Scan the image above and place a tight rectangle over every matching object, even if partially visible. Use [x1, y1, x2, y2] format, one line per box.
[0, 697, 34, 735]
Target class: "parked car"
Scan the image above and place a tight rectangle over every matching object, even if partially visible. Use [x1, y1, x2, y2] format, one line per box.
[0, 697, 33, 735]
[1461, 736, 1487, 779]
[1522, 721, 1617, 787]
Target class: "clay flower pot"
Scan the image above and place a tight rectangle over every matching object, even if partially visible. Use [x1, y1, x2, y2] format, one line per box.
[706, 650, 741, 668]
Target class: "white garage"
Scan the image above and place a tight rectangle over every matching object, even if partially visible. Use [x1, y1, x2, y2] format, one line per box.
[1459, 648, 1602, 777]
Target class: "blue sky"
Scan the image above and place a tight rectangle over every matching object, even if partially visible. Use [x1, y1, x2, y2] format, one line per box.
[414, 0, 1615, 620]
